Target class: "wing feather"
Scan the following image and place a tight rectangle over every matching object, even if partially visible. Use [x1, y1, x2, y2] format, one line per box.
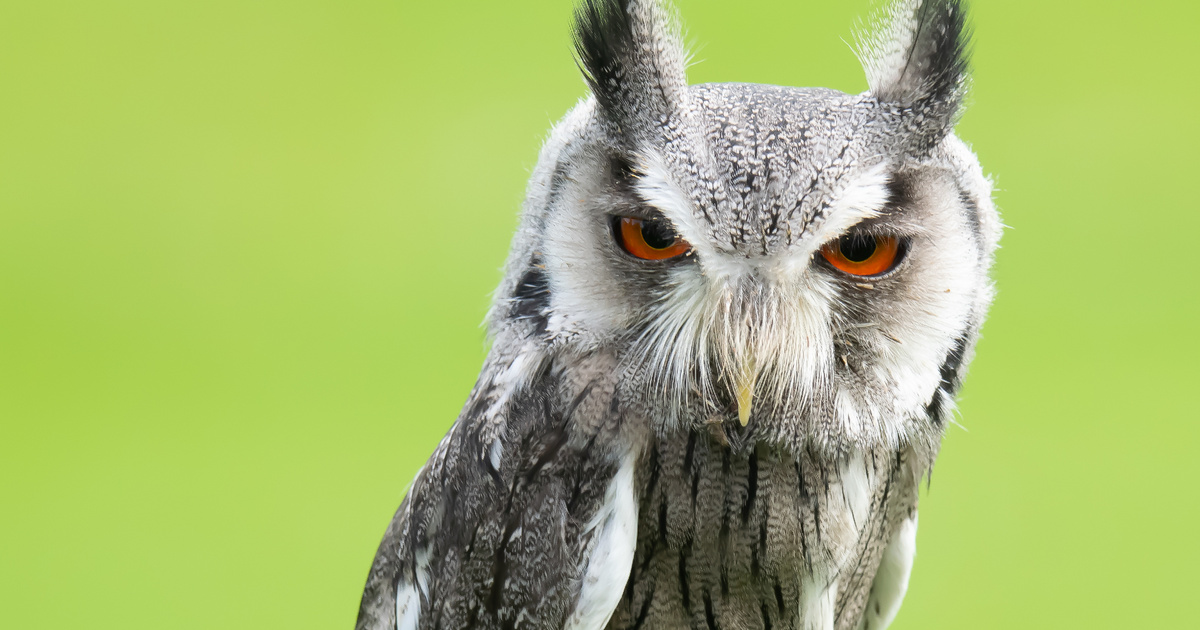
[564, 456, 639, 630]
[855, 514, 918, 630]
[356, 351, 640, 630]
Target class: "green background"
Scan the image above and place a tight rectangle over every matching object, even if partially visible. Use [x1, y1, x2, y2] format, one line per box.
[2, 1, 1196, 627]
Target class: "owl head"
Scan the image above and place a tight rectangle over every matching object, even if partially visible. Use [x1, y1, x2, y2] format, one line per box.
[487, 0, 1000, 454]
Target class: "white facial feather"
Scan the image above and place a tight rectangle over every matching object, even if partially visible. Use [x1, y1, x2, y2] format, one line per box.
[466, 0, 993, 461]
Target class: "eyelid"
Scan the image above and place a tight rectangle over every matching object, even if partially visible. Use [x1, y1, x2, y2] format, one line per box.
[819, 233, 908, 278]
[612, 215, 691, 261]
[608, 207, 667, 222]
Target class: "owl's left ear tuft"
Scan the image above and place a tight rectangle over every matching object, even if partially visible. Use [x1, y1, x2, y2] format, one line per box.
[860, 0, 972, 148]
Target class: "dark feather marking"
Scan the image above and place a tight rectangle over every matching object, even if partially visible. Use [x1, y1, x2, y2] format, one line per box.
[792, 459, 813, 569]
[884, 171, 915, 213]
[703, 592, 719, 630]
[926, 335, 968, 424]
[567, 436, 599, 514]
[761, 603, 773, 630]
[524, 383, 592, 482]
[431, 597, 446, 630]
[463, 522, 481, 559]
[487, 475, 523, 614]
[483, 456, 502, 485]
[758, 515, 768, 557]
[751, 454, 769, 581]
[876, 0, 973, 153]
[566, 467, 589, 515]
[638, 530, 659, 577]
[465, 603, 479, 630]
[719, 446, 732, 594]
[719, 504, 731, 567]
[802, 144, 852, 229]
[510, 259, 551, 336]
[645, 443, 661, 498]
[573, 0, 638, 117]
[794, 461, 808, 502]
[686, 432, 700, 502]
[684, 431, 697, 472]
[804, 448, 826, 545]
[659, 497, 669, 544]
[525, 425, 570, 482]
[679, 542, 693, 613]
[774, 582, 786, 615]
[565, 381, 597, 421]
[958, 187, 983, 246]
[750, 540, 760, 578]
[784, 172, 820, 225]
[798, 516, 811, 572]
[925, 392, 947, 426]
[406, 508, 422, 585]
[899, 0, 971, 110]
[813, 497, 823, 543]
[743, 449, 758, 524]
[630, 585, 656, 630]
[610, 154, 644, 198]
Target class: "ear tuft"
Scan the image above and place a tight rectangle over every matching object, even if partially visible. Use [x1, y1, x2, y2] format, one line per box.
[860, 0, 972, 144]
[574, 0, 636, 113]
[573, 0, 690, 144]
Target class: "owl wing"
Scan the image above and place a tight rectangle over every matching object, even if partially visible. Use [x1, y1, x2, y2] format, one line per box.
[356, 354, 639, 630]
[854, 513, 918, 630]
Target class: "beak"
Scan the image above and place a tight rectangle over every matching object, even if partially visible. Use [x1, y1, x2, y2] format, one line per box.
[734, 359, 758, 427]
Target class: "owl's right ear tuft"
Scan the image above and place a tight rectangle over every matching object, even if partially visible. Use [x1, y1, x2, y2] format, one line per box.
[574, 0, 636, 111]
[573, 0, 690, 145]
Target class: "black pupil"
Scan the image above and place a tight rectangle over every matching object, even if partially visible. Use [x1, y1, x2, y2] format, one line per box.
[838, 234, 877, 262]
[641, 219, 678, 249]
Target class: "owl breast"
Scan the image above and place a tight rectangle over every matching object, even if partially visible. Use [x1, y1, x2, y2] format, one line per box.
[607, 428, 923, 630]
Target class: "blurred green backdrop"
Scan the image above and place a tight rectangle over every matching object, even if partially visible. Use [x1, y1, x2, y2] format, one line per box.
[2, 1, 1197, 628]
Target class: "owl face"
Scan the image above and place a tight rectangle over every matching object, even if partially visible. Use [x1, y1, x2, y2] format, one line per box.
[491, 0, 999, 453]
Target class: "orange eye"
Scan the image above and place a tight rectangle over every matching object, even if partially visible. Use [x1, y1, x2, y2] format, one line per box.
[614, 216, 691, 261]
[820, 234, 902, 277]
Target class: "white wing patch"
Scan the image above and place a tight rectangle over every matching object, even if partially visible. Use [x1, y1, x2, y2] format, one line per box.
[396, 538, 431, 630]
[801, 576, 838, 630]
[564, 454, 639, 630]
[857, 514, 918, 630]
[395, 581, 421, 630]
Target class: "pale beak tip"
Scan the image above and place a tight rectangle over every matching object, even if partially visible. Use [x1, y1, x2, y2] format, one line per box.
[735, 380, 755, 427]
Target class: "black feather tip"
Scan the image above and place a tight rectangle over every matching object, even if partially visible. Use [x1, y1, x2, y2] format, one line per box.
[573, 0, 637, 112]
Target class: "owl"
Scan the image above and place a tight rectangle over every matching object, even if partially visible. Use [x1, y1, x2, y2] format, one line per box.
[357, 0, 999, 629]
